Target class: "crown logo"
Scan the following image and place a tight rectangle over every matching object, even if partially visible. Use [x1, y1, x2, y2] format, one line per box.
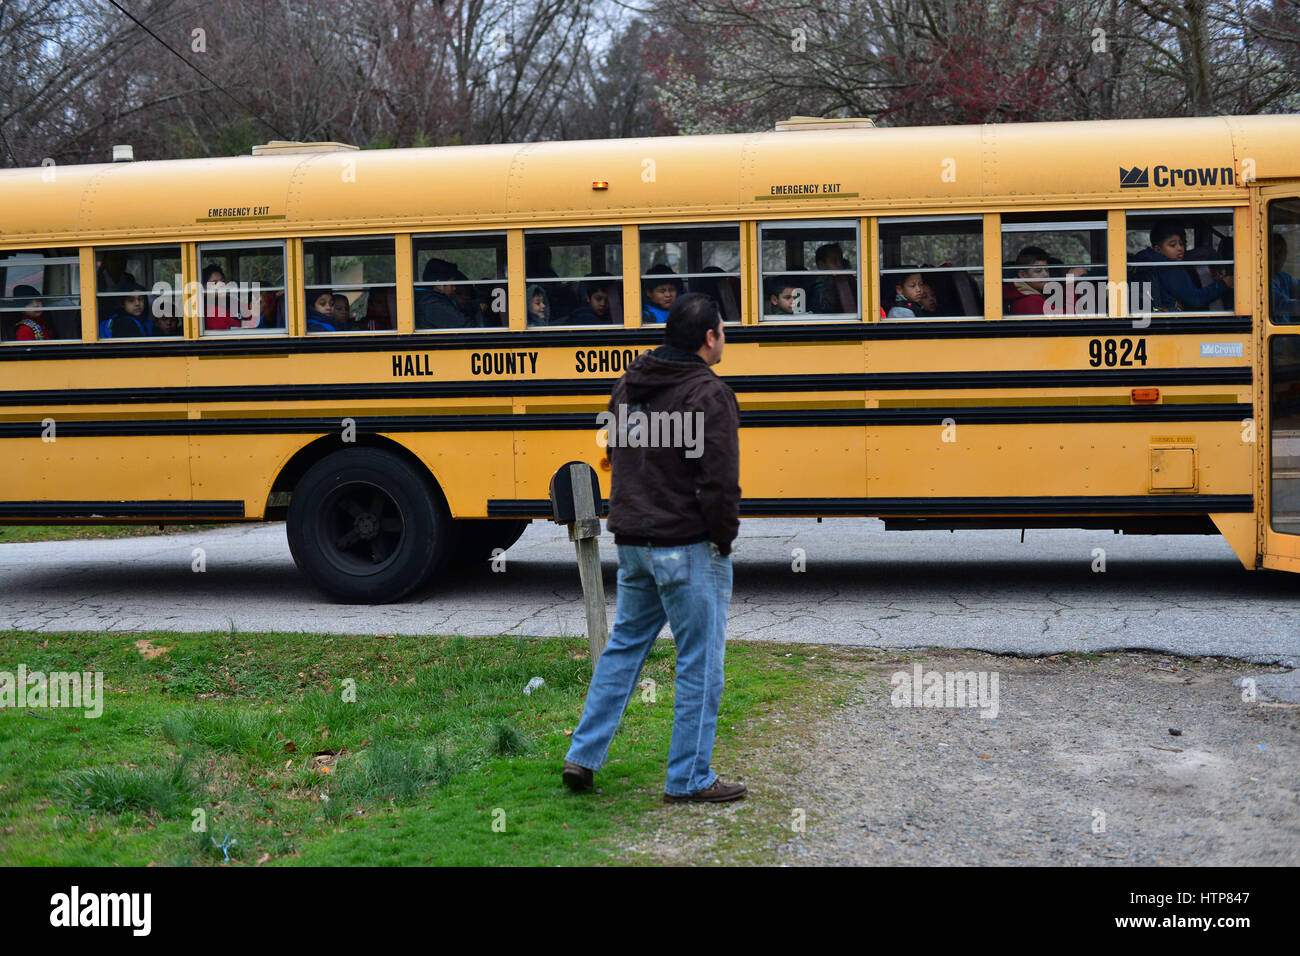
[1119, 166, 1150, 188]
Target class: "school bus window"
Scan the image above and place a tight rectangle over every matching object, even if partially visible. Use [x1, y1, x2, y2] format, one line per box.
[758, 220, 859, 322]
[1001, 214, 1107, 317]
[525, 228, 623, 327]
[197, 241, 287, 335]
[1268, 199, 1300, 324]
[0, 248, 81, 343]
[95, 245, 183, 339]
[1126, 208, 1234, 315]
[303, 236, 395, 334]
[640, 223, 741, 323]
[879, 216, 982, 320]
[413, 232, 507, 330]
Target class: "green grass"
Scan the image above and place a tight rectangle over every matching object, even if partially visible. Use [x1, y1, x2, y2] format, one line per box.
[0, 525, 203, 543]
[0, 630, 834, 866]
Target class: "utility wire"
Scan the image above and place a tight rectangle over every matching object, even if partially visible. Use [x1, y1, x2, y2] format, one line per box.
[103, 0, 288, 141]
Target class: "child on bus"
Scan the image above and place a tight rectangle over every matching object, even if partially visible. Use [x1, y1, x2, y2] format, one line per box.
[306, 290, 341, 332]
[104, 285, 154, 337]
[764, 276, 800, 316]
[569, 275, 617, 324]
[201, 265, 239, 330]
[886, 270, 927, 317]
[331, 294, 351, 327]
[526, 284, 550, 326]
[640, 264, 681, 323]
[1131, 219, 1233, 311]
[11, 286, 54, 340]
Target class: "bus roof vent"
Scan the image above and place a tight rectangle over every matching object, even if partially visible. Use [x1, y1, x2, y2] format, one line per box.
[774, 116, 875, 131]
[251, 141, 359, 156]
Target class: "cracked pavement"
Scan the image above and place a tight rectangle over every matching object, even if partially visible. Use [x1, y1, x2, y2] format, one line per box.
[1, 518, 1298, 663]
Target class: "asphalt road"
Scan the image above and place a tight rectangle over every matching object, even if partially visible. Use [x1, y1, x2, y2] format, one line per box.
[2, 518, 1298, 663]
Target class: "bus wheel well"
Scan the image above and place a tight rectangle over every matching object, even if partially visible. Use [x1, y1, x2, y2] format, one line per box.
[266, 435, 444, 520]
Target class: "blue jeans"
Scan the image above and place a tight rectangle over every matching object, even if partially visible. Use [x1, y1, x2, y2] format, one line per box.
[565, 541, 733, 796]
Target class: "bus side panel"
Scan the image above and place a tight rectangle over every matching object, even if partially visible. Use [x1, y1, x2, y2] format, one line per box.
[191, 434, 316, 518]
[866, 421, 1252, 499]
[7, 434, 192, 503]
[513, 431, 608, 506]
[738, 425, 867, 499]
[392, 431, 516, 518]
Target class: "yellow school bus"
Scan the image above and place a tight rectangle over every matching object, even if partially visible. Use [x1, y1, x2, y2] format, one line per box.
[3, 115, 1300, 602]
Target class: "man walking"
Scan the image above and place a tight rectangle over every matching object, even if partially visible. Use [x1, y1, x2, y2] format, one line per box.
[562, 293, 744, 803]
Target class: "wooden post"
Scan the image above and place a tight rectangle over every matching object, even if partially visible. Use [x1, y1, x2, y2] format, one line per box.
[566, 462, 608, 661]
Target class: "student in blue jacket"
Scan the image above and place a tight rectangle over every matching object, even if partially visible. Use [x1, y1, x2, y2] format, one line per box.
[641, 264, 682, 323]
[102, 285, 154, 338]
[1131, 219, 1233, 312]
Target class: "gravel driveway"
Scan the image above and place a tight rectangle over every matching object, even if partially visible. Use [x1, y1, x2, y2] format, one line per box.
[628, 648, 1300, 866]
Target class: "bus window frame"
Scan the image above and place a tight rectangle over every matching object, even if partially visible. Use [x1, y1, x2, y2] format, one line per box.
[194, 238, 289, 337]
[411, 229, 510, 335]
[523, 225, 625, 329]
[1123, 207, 1236, 317]
[877, 214, 983, 322]
[1268, 198, 1300, 325]
[92, 242, 186, 341]
[756, 217, 861, 323]
[999, 213, 1110, 319]
[302, 234, 397, 336]
[638, 221, 744, 324]
[0, 247, 84, 344]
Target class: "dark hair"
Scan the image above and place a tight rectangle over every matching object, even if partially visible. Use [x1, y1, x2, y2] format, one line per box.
[664, 292, 720, 352]
[331, 293, 349, 305]
[582, 272, 614, 299]
[13, 284, 41, 300]
[308, 289, 333, 312]
[1015, 246, 1049, 268]
[1150, 219, 1185, 248]
[422, 257, 458, 283]
[201, 264, 224, 284]
[643, 263, 682, 293]
[815, 243, 843, 265]
[889, 268, 922, 292]
[764, 276, 798, 299]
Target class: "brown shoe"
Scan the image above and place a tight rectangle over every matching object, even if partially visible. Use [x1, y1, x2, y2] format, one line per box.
[664, 777, 747, 804]
[562, 761, 593, 792]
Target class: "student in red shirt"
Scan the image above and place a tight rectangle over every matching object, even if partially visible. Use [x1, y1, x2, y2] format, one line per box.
[201, 265, 240, 330]
[12, 285, 54, 340]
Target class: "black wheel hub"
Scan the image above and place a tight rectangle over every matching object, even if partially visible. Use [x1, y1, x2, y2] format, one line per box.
[318, 481, 405, 575]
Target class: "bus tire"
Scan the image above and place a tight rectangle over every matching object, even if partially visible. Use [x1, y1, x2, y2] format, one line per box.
[286, 448, 449, 603]
[451, 518, 531, 567]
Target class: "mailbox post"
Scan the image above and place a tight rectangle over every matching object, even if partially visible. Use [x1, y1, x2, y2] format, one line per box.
[548, 461, 608, 662]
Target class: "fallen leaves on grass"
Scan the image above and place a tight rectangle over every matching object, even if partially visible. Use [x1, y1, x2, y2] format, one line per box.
[134, 639, 171, 660]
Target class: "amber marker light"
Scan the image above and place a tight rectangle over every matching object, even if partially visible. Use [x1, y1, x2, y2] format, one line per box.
[1131, 388, 1160, 403]
[599, 456, 611, 471]
[592, 180, 609, 190]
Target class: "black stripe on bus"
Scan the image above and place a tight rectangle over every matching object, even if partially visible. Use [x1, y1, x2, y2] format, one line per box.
[0, 314, 1253, 361]
[487, 494, 1253, 519]
[0, 500, 245, 518]
[0, 366, 1252, 407]
[0, 403, 1253, 438]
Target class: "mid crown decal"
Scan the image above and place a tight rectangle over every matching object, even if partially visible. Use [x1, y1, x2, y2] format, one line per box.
[1119, 164, 1235, 189]
[1119, 166, 1150, 188]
